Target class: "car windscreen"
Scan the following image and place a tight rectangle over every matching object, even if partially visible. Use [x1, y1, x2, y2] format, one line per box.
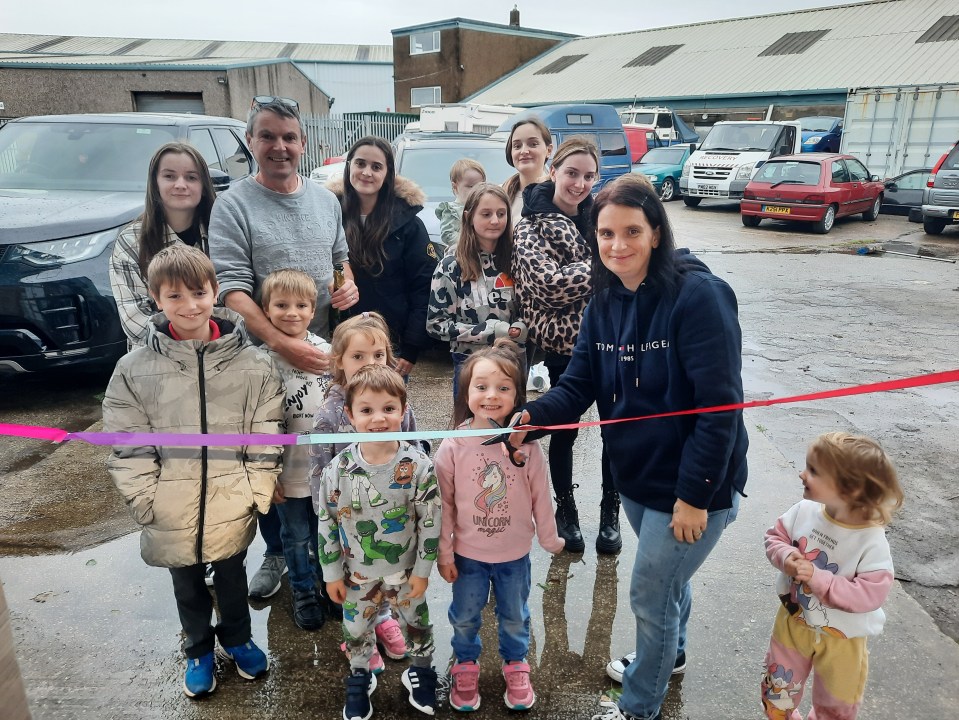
[639, 148, 686, 165]
[398, 146, 513, 201]
[0, 122, 178, 191]
[754, 160, 822, 185]
[699, 124, 781, 152]
[800, 117, 836, 132]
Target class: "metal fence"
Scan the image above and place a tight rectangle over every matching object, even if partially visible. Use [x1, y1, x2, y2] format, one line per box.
[300, 112, 417, 172]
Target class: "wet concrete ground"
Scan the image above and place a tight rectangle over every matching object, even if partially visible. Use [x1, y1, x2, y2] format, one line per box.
[2, 207, 958, 718]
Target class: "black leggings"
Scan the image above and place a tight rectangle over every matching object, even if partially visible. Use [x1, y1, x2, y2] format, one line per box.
[543, 352, 615, 499]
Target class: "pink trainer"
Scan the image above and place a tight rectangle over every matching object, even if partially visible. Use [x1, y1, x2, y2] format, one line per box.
[339, 641, 385, 675]
[374, 617, 408, 660]
[502, 661, 535, 710]
[449, 661, 481, 712]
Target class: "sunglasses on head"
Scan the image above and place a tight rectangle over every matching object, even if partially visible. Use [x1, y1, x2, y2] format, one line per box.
[251, 96, 300, 111]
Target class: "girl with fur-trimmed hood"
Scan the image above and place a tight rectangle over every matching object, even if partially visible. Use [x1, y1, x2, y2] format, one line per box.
[327, 137, 438, 376]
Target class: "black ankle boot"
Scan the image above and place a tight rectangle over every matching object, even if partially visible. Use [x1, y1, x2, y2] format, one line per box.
[596, 490, 622, 554]
[555, 484, 585, 553]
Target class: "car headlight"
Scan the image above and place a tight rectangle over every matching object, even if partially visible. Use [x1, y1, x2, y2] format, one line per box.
[681, 160, 691, 178]
[8, 228, 118, 267]
[735, 162, 757, 180]
[804, 136, 822, 144]
[646, 175, 659, 183]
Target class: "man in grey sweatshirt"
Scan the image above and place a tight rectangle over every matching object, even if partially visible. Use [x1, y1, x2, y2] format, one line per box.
[208, 97, 360, 605]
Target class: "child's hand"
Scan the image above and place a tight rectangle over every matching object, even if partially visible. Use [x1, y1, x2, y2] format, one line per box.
[272, 483, 285, 504]
[326, 579, 347, 604]
[406, 574, 429, 599]
[438, 563, 458, 584]
[783, 553, 801, 577]
[793, 559, 815, 583]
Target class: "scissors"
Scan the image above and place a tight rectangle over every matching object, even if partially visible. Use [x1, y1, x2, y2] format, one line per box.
[480, 416, 526, 468]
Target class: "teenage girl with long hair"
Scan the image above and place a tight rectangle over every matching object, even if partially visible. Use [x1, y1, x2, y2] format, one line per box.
[426, 183, 527, 399]
[502, 117, 553, 221]
[110, 141, 215, 348]
[511, 137, 622, 556]
[328, 136, 436, 377]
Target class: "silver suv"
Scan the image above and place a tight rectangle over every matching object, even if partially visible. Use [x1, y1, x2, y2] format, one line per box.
[921, 141, 959, 235]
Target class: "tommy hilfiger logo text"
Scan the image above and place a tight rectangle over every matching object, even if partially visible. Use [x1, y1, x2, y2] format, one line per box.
[595, 340, 670, 353]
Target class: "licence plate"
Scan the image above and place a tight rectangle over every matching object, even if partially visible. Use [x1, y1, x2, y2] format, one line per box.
[952, 211, 959, 220]
[700, 184, 717, 191]
[763, 205, 790, 215]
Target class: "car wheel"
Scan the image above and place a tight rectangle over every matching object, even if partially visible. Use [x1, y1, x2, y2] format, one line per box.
[863, 194, 881, 221]
[660, 178, 676, 202]
[683, 196, 702, 207]
[814, 205, 837, 234]
[742, 214, 761, 227]
[923, 217, 946, 235]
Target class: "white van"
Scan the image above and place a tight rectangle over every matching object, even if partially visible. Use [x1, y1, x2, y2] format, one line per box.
[679, 120, 802, 206]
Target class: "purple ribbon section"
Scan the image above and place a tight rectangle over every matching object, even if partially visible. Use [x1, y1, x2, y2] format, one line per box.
[69, 432, 301, 447]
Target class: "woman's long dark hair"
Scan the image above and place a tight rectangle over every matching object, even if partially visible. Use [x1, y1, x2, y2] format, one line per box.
[138, 142, 215, 280]
[343, 136, 396, 276]
[589, 175, 678, 296]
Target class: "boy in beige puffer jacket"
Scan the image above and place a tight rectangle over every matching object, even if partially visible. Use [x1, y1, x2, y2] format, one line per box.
[102, 244, 284, 698]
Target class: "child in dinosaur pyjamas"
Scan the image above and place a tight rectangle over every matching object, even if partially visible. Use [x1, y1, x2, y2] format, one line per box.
[316, 364, 442, 719]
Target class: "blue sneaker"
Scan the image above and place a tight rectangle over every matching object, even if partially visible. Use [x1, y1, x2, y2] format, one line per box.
[343, 669, 377, 720]
[402, 666, 438, 715]
[183, 651, 216, 697]
[219, 640, 269, 680]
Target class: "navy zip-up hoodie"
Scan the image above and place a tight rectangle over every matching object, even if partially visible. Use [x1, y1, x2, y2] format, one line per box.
[525, 255, 748, 513]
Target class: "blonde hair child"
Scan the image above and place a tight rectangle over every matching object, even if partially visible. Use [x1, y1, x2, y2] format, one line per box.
[309, 312, 424, 672]
[436, 158, 488, 248]
[761, 431, 903, 720]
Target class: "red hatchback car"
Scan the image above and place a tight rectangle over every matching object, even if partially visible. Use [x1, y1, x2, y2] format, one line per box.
[741, 153, 884, 233]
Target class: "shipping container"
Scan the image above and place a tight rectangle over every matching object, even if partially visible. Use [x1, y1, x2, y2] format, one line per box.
[840, 85, 959, 179]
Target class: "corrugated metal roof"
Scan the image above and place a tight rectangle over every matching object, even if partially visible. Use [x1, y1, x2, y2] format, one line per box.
[0, 32, 392, 64]
[468, 0, 959, 105]
[0, 53, 295, 69]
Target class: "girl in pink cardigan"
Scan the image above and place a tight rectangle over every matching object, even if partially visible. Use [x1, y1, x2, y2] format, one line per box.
[434, 339, 565, 713]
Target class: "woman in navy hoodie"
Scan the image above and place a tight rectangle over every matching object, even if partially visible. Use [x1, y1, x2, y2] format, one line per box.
[514, 175, 748, 720]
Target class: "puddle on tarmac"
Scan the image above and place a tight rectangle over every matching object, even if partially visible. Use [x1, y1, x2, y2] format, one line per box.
[1, 520, 638, 719]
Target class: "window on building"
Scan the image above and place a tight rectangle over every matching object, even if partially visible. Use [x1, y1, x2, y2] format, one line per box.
[759, 30, 830, 57]
[411, 86, 442, 107]
[916, 15, 959, 43]
[410, 31, 440, 55]
[535, 54, 587, 75]
[624, 45, 683, 68]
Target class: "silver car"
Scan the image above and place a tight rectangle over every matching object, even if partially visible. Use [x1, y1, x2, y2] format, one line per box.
[391, 132, 514, 249]
[921, 141, 959, 235]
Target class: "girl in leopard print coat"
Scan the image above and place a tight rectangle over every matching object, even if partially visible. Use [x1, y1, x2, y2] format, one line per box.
[511, 137, 622, 556]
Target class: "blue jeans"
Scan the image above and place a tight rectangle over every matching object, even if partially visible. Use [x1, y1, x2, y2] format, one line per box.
[618, 493, 740, 720]
[275, 496, 319, 594]
[448, 553, 531, 664]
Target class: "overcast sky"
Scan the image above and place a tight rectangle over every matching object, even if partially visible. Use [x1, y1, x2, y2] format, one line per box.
[6, 0, 865, 45]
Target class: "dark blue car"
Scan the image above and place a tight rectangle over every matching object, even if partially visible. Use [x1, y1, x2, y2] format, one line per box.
[800, 116, 843, 153]
[0, 113, 255, 374]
